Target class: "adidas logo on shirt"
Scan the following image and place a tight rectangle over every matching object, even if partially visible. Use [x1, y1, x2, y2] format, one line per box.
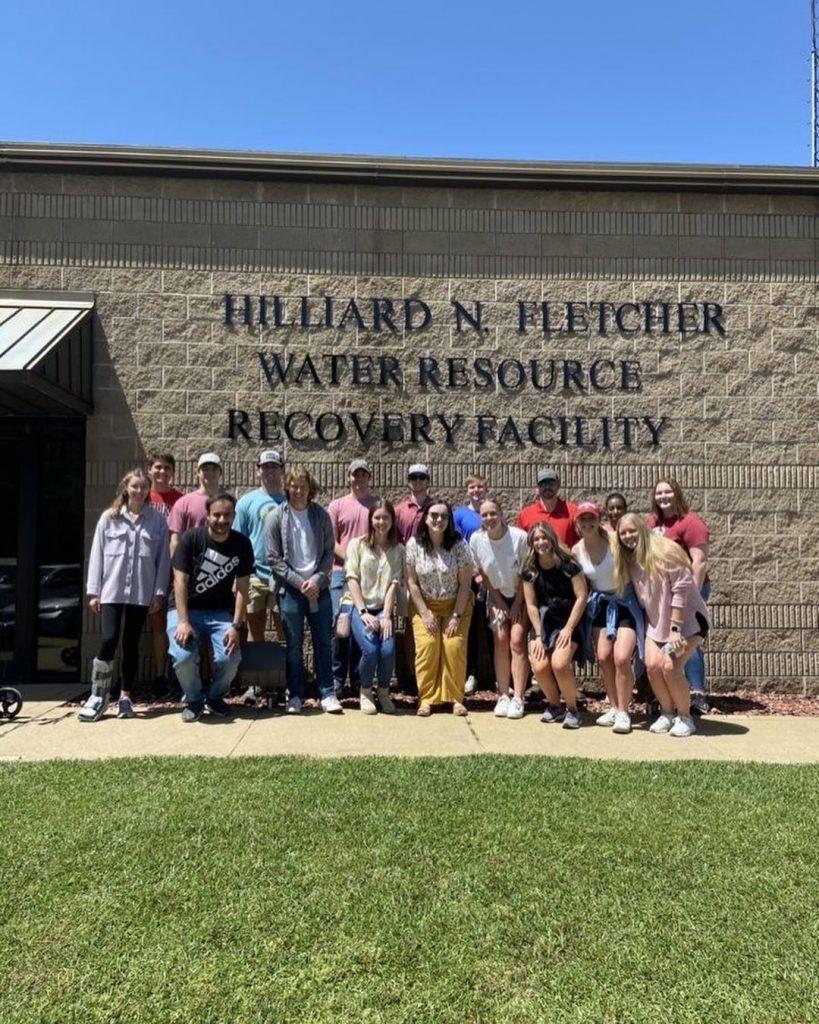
[194, 547, 241, 594]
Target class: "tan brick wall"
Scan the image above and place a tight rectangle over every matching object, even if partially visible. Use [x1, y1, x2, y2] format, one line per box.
[1, 169, 817, 692]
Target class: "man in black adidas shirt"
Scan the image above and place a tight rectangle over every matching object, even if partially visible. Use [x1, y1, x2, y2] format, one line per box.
[168, 492, 253, 721]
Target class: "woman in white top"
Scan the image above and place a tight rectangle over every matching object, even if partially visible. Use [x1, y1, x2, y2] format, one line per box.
[343, 499, 404, 715]
[469, 498, 529, 719]
[405, 501, 474, 716]
[573, 501, 640, 734]
[81, 469, 170, 723]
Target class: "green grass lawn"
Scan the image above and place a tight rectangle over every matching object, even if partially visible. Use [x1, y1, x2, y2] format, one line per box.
[2, 756, 818, 1024]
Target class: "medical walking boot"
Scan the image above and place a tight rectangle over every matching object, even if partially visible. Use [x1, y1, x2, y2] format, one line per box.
[78, 658, 113, 723]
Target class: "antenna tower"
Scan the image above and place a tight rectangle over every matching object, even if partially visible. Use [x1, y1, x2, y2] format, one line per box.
[813, 0, 819, 164]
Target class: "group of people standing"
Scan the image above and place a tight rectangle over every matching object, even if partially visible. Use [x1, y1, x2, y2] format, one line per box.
[81, 453, 711, 739]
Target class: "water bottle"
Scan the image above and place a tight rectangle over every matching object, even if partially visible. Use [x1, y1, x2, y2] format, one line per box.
[661, 641, 677, 661]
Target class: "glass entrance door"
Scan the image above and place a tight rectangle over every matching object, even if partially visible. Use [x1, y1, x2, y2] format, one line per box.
[0, 438, 21, 678]
[0, 418, 85, 683]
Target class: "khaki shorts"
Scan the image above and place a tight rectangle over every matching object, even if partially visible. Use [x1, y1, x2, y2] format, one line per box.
[247, 575, 278, 615]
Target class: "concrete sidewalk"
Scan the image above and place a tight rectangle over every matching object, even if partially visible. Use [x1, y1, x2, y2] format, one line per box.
[1, 683, 818, 764]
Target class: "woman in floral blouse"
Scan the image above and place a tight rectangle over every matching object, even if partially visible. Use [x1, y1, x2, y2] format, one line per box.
[405, 500, 474, 716]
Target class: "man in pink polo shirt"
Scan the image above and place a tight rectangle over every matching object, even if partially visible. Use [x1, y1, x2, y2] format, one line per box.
[328, 459, 379, 693]
[167, 453, 224, 556]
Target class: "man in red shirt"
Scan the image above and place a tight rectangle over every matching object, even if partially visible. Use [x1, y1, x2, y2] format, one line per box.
[147, 451, 183, 519]
[515, 467, 579, 548]
[394, 463, 433, 543]
[146, 451, 184, 695]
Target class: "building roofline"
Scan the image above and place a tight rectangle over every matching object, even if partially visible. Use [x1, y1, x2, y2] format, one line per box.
[1, 141, 819, 194]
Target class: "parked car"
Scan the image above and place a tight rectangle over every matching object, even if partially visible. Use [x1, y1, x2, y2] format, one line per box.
[0, 563, 82, 642]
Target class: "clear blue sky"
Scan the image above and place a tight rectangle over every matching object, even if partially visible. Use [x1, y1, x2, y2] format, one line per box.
[5, 0, 813, 166]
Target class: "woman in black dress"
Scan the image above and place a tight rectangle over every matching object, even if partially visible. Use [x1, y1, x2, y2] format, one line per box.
[522, 522, 588, 728]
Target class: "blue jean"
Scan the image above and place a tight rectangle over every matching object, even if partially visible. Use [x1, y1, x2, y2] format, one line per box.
[331, 568, 360, 688]
[278, 585, 334, 700]
[350, 608, 395, 688]
[685, 582, 711, 692]
[166, 608, 241, 707]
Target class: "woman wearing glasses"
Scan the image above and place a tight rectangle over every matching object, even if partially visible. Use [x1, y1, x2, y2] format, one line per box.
[405, 501, 474, 716]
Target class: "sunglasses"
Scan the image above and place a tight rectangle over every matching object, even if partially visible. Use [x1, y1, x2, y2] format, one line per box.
[408, 474, 429, 481]
[428, 512, 449, 521]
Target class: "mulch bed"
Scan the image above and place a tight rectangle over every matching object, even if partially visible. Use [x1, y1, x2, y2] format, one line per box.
[64, 686, 819, 717]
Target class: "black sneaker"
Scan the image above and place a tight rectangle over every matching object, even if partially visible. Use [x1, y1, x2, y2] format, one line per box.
[206, 698, 233, 718]
[181, 704, 204, 723]
[540, 704, 565, 724]
[690, 692, 710, 716]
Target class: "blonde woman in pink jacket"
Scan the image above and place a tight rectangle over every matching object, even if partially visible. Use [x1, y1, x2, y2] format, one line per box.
[612, 514, 709, 738]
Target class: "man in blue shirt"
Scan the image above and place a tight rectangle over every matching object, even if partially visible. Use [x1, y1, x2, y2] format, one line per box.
[453, 475, 488, 543]
[233, 450, 285, 642]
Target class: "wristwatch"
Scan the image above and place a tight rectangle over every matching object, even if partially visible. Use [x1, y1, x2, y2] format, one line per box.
[231, 621, 244, 631]
[451, 612, 461, 620]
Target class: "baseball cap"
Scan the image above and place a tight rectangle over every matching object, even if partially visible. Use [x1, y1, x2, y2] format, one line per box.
[408, 463, 430, 477]
[576, 501, 601, 517]
[258, 450, 284, 466]
[197, 452, 222, 469]
[537, 467, 559, 485]
[349, 459, 370, 474]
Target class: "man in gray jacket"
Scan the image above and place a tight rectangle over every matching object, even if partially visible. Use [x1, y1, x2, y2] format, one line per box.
[264, 465, 339, 714]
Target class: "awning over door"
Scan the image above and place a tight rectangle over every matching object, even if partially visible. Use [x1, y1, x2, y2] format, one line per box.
[0, 290, 94, 415]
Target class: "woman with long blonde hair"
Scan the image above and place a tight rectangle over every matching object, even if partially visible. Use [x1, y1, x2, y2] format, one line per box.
[613, 514, 709, 737]
[81, 469, 170, 722]
[522, 522, 588, 728]
[646, 477, 710, 714]
[573, 501, 643, 734]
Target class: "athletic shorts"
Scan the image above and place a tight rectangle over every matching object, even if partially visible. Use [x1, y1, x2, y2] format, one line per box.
[591, 603, 637, 631]
[690, 611, 709, 641]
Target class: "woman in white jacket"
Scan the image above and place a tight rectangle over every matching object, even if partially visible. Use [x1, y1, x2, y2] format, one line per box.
[81, 469, 170, 722]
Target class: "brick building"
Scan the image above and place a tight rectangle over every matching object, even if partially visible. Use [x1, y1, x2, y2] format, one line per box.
[0, 142, 816, 692]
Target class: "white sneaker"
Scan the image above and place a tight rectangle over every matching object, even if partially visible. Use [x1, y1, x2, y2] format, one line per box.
[464, 675, 478, 696]
[670, 714, 696, 738]
[359, 690, 377, 715]
[649, 713, 675, 734]
[612, 711, 632, 734]
[285, 696, 302, 715]
[494, 694, 510, 717]
[596, 709, 616, 727]
[507, 696, 525, 720]
[320, 694, 344, 714]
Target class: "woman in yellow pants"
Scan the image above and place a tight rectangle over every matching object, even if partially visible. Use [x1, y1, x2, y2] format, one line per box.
[405, 501, 474, 716]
